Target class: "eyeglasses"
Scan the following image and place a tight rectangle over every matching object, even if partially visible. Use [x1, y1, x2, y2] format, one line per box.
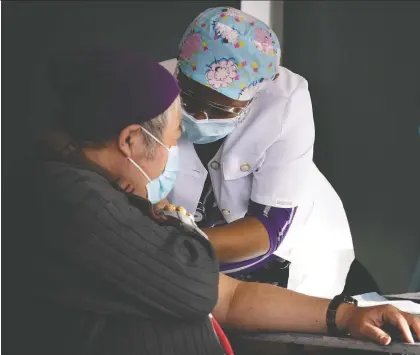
[181, 89, 252, 120]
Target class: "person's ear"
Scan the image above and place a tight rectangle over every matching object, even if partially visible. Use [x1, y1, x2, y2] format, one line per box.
[118, 124, 142, 158]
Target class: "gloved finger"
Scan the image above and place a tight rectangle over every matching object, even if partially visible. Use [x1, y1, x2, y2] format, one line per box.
[176, 206, 187, 214]
[161, 210, 178, 219]
[177, 209, 194, 226]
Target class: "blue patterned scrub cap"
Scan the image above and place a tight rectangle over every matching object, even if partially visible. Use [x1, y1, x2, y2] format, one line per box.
[178, 7, 281, 101]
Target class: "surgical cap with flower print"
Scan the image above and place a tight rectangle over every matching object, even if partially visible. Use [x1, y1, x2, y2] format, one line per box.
[177, 7, 281, 101]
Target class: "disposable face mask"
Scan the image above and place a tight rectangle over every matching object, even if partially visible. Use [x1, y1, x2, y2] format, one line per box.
[128, 128, 179, 204]
[181, 109, 239, 144]
[180, 95, 255, 145]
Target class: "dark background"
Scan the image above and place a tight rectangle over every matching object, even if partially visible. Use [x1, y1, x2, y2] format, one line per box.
[2, 0, 240, 180]
[2, 1, 419, 292]
[281, 1, 420, 292]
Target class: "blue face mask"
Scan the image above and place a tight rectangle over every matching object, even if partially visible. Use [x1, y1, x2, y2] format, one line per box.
[128, 128, 179, 204]
[181, 109, 238, 144]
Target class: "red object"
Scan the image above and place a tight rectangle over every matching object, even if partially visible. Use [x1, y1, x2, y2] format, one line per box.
[203, 47, 208, 51]
[235, 75, 239, 80]
[210, 316, 234, 355]
[253, 68, 258, 72]
[250, 22, 255, 26]
[235, 17, 240, 22]
[234, 43, 239, 48]
[201, 23, 206, 28]
[242, 61, 247, 66]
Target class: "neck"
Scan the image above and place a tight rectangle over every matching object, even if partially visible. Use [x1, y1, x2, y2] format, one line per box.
[82, 147, 119, 179]
[82, 147, 149, 200]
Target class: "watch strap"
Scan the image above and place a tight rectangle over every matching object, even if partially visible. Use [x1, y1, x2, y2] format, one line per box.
[326, 295, 358, 336]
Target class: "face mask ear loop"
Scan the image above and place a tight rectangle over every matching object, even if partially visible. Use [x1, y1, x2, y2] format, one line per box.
[128, 157, 152, 182]
[140, 126, 169, 152]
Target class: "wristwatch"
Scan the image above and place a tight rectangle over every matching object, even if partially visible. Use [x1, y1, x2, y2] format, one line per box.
[326, 295, 358, 336]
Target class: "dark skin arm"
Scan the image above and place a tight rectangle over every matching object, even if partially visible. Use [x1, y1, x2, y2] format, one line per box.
[202, 216, 270, 263]
[178, 72, 271, 263]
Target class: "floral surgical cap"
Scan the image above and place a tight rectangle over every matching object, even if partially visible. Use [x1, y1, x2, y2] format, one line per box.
[178, 7, 281, 101]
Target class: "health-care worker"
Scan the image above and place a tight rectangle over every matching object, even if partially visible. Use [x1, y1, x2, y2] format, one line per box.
[161, 7, 355, 298]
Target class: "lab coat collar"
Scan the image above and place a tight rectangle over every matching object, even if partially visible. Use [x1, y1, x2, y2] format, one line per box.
[177, 138, 207, 176]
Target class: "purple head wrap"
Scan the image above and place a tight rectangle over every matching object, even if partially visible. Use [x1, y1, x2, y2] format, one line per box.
[49, 48, 180, 142]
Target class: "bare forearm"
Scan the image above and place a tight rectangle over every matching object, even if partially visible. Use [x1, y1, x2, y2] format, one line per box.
[214, 275, 420, 345]
[202, 217, 269, 262]
[220, 281, 354, 334]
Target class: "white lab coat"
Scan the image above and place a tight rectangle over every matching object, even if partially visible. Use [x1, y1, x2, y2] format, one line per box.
[161, 58, 355, 298]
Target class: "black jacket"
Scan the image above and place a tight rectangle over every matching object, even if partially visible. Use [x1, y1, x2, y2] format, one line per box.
[10, 158, 223, 355]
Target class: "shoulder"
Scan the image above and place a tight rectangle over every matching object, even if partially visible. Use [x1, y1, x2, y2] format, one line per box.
[249, 67, 313, 131]
[35, 161, 167, 243]
[241, 68, 311, 134]
[263, 66, 309, 102]
[247, 67, 310, 125]
[40, 161, 109, 191]
[36, 161, 125, 214]
[231, 67, 314, 153]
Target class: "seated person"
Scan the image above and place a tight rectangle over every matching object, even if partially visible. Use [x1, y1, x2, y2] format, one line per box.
[12, 49, 419, 355]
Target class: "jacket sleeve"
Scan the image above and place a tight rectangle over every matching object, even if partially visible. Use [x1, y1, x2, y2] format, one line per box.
[39, 165, 219, 320]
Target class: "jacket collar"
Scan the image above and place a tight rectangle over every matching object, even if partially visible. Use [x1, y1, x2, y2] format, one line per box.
[41, 150, 160, 220]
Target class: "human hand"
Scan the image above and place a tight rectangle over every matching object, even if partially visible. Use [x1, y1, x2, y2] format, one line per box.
[337, 303, 420, 345]
[158, 204, 209, 240]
